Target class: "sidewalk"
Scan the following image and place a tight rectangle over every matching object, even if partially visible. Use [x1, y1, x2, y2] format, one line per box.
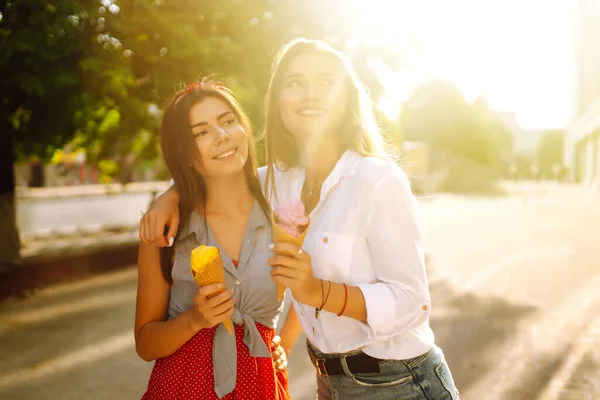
[16, 181, 170, 199]
[7, 181, 164, 300]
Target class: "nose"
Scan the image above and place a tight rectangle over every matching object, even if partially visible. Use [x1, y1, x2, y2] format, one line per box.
[214, 126, 230, 145]
[302, 82, 319, 101]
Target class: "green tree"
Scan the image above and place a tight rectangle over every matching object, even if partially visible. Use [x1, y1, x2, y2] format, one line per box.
[400, 81, 502, 168]
[1, 0, 398, 261]
[536, 129, 565, 178]
[399, 81, 511, 192]
[0, 0, 100, 262]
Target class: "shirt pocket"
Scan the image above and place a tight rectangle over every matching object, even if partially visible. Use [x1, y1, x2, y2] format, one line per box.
[310, 232, 355, 281]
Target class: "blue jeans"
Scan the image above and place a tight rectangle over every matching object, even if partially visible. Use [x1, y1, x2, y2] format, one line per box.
[313, 344, 459, 400]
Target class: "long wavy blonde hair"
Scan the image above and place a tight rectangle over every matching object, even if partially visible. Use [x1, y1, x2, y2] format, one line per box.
[263, 38, 388, 200]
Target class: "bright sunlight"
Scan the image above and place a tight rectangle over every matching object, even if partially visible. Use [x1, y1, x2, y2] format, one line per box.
[347, 0, 576, 129]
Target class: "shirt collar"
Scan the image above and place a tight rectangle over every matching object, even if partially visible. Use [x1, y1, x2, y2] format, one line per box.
[291, 149, 361, 195]
[325, 149, 363, 181]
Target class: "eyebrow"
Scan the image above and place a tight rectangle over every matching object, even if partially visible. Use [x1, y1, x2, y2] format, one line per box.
[190, 111, 234, 128]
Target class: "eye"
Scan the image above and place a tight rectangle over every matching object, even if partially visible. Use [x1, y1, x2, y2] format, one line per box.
[222, 117, 236, 126]
[322, 78, 335, 86]
[193, 130, 208, 138]
[286, 79, 302, 87]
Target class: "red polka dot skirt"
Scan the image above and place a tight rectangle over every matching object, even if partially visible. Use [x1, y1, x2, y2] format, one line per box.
[141, 322, 290, 399]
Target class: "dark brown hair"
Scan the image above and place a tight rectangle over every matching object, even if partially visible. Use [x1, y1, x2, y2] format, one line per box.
[263, 38, 388, 202]
[159, 79, 271, 283]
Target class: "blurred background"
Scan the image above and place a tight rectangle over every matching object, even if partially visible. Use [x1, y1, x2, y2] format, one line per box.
[0, 0, 599, 399]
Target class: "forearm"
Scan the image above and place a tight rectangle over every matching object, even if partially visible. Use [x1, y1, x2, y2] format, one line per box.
[304, 280, 368, 322]
[135, 309, 201, 361]
[279, 306, 304, 355]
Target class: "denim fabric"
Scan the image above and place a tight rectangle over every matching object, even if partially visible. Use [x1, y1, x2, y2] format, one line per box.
[313, 344, 459, 400]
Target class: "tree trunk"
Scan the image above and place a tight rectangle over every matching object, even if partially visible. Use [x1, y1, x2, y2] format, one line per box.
[0, 193, 20, 263]
[0, 105, 20, 263]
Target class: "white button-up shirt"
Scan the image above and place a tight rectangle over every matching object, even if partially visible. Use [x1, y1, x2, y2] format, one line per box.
[260, 149, 435, 360]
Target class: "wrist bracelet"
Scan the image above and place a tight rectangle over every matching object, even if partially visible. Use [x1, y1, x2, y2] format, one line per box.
[315, 279, 325, 319]
[337, 283, 348, 317]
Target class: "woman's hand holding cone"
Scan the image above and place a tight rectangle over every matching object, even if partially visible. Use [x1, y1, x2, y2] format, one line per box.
[268, 242, 320, 306]
[191, 283, 235, 330]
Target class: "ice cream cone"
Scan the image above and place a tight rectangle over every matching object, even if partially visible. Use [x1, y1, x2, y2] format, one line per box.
[272, 218, 310, 301]
[190, 245, 233, 334]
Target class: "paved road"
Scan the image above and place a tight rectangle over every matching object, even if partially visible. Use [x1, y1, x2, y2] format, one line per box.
[2, 182, 599, 399]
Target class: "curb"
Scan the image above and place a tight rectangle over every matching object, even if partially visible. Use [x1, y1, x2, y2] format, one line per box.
[0, 240, 139, 301]
[16, 181, 169, 200]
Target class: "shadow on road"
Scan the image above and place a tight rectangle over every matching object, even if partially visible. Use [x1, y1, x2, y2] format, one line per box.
[426, 261, 538, 395]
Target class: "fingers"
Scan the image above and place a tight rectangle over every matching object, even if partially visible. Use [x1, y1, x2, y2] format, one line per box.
[166, 215, 180, 246]
[275, 354, 287, 370]
[194, 287, 235, 328]
[270, 242, 308, 259]
[148, 214, 157, 244]
[155, 235, 170, 247]
[198, 283, 228, 298]
[139, 213, 170, 247]
[270, 265, 302, 280]
[206, 289, 234, 308]
[270, 274, 299, 288]
[140, 214, 150, 243]
[210, 296, 235, 317]
[268, 254, 305, 269]
[271, 335, 281, 347]
[270, 337, 288, 371]
[150, 216, 169, 247]
[150, 216, 164, 244]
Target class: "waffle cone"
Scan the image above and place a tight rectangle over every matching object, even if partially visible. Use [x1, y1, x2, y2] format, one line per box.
[272, 218, 310, 301]
[190, 246, 233, 334]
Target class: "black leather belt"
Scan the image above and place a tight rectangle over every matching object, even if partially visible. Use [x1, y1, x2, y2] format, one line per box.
[307, 343, 381, 376]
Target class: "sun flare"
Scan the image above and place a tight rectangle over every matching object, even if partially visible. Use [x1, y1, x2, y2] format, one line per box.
[347, 0, 575, 129]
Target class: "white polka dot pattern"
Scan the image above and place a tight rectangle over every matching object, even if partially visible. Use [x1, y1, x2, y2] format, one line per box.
[141, 322, 290, 399]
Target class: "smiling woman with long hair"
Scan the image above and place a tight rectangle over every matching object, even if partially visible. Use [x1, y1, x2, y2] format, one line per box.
[135, 79, 289, 400]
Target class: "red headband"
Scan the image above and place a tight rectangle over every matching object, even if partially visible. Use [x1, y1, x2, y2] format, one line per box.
[174, 81, 226, 105]
[184, 81, 225, 94]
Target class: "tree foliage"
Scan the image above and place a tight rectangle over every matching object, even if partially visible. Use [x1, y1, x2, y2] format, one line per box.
[399, 80, 512, 171]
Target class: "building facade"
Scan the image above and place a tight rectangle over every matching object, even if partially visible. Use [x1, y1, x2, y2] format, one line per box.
[565, 0, 600, 188]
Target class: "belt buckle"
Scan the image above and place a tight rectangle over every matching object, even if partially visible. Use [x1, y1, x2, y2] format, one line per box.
[314, 358, 328, 376]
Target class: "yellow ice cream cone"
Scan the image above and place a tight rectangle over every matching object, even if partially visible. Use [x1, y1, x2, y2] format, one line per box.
[190, 245, 233, 334]
[272, 217, 310, 301]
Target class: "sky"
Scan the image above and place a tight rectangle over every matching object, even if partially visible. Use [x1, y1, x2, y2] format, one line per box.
[347, 0, 576, 129]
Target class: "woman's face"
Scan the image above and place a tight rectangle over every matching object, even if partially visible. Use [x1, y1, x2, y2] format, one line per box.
[278, 53, 349, 143]
[188, 96, 248, 179]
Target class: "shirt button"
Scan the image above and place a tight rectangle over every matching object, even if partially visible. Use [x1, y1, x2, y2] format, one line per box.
[323, 237, 329, 243]
[422, 305, 428, 311]
[236, 280, 241, 285]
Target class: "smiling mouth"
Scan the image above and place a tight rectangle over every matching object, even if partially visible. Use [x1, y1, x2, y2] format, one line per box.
[298, 109, 325, 116]
[214, 148, 237, 160]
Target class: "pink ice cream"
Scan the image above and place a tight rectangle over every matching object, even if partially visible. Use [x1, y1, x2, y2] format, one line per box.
[274, 199, 309, 237]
